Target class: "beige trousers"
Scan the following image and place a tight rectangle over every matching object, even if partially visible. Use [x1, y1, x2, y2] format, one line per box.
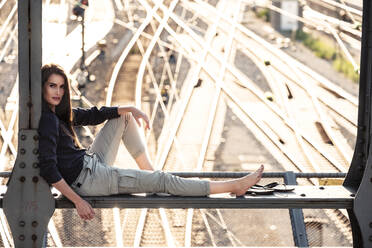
[71, 113, 210, 196]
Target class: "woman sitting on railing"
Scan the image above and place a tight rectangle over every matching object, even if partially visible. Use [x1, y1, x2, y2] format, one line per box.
[38, 64, 264, 221]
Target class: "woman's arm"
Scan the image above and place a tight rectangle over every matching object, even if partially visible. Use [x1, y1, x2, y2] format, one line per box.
[52, 179, 95, 220]
[73, 106, 120, 126]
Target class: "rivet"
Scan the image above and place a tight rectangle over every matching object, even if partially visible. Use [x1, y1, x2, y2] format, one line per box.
[20, 149, 26, 155]
[31, 234, 37, 241]
[33, 148, 38, 155]
[19, 235, 25, 241]
[32, 176, 39, 183]
[19, 221, 25, 227]
[350, 193, 356, 197]
[21, 135, 27, 140]
[32, 163, 39, 169]
[19, 176, 26, 182]
[32, 221, 38, 227]
[19, 162, 26, 169]
[53, 193, 58, 197]
[300, 193, 306, 197]
[264, 61, 271, 66]
[319, 186, 325, 190]
[33, 135, 39, 141]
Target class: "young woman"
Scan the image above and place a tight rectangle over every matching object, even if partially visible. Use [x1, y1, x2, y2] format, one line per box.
[38, 64, 264, 221]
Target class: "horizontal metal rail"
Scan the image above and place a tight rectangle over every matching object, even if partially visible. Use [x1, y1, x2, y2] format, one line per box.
[49, 185, 355, 209]
[0, 171, 346, 178]
[168, 172, 347, 178]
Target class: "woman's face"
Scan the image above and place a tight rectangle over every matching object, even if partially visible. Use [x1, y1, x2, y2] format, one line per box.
[43, 73, 65, 110]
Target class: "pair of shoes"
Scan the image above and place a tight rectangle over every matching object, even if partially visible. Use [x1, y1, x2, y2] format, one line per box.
[246, 182, 295, 196]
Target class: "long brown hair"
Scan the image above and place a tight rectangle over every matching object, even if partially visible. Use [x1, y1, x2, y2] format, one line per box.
[41, 64, 82, 148]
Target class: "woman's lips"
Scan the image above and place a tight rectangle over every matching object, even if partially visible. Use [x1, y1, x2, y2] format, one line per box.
[52, 97, 60, 101]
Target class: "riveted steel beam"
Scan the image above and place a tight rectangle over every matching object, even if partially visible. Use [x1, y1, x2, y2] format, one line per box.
[3, 0, 55, 247]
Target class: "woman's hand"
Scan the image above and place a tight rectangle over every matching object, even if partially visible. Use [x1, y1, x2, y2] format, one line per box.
[75, 199, 95, 221]
[51, 179, 96, 221]
[118, 106, 150, 130]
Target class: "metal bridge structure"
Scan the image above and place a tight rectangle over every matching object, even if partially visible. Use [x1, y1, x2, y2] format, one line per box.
[0, 0, 371, 247]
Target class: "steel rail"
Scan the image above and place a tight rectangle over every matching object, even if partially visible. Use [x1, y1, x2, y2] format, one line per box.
[0, 78, 18, 160]
[264, 61, 357, 127]
[134, 1, 241, 246]
[117, 1, 182, 246]
[186, 2, 358, 130]
[134, 0, 179, 245]
[150, 1, 323, 177]
[202, 209, 244, 246]
[185, 0, 242, 246]
[133, 208, 147, 247]
[236, 36, 353, 165]
[121, 3, 168, 246]
[179, 0, 356, 169]
[163, 6, 189, 117]
[0, 3, 16, 39]
[164, 2, 354, 238]
[192, 0, 358, 107]
[338, 0, 358, 24]
[218, 4, 356, 165]
[130, 0, 346, 182]
[134, 1, 188, 167]
[105, 2, 162, 107]
[0, 23, 17, 63]
[151, 1, 347, 173]
[242, 0, 362, 41]
[230, 42, 325, 178]
[112, 2, 153, 246]
[135, 0, 227, 245]
[144, 20, 181, 143]
[0, 0, 9, 10]
[242, 0, 361, 68]
[118, 2, 201, 246]
[0, 171, 348, 178]
[132, 7, 198, 170]
[0, 209, 11, 247]
[200, 209, 217, 246]
[69, 1, 164, 244]
[302, 5, 361, 38]
[113, 18, 195, 65]
[308, 0, 362, 17]
[138, 0, 218, 173]
[201, 2, 252, 246]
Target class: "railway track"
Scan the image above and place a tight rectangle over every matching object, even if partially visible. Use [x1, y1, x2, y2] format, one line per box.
[0, 0, 360, 246]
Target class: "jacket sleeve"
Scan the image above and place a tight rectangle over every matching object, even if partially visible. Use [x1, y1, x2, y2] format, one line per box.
[38, 112, 63, 184]
[72, 106, 120, 126]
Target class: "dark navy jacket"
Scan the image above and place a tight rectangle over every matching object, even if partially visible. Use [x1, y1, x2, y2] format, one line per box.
[38, 106, 120, 185]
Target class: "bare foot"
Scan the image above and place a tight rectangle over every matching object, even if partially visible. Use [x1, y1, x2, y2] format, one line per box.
[233, 165, 264, 196]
